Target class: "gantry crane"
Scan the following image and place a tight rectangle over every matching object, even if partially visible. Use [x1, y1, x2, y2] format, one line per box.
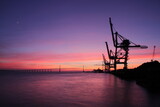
[102, 54, 110, 72]
[103, 18, 148, 71]
[151, 45, 156, 61]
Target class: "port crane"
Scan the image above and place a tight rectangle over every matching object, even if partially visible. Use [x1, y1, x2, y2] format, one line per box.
[102, 54, 110, 72]
[103, 18, 148, 71]
[151, 45, 156, 61]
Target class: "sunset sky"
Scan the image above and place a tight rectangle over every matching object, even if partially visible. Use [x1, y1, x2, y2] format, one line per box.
[1, 0, 160, 71]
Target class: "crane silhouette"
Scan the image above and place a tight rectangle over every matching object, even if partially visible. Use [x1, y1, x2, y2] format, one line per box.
[103, 18, 148, 71]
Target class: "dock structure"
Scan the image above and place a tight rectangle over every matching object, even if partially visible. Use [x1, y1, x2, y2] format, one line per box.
[103, 18, 148, 72]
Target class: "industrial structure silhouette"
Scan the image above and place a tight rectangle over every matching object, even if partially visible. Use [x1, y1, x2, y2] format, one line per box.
[103, 18, 148, 71]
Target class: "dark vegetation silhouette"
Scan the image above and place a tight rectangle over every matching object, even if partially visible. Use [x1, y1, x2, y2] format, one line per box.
[111, 61, 160, 89]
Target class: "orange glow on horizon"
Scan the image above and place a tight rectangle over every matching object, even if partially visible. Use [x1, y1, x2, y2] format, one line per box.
[0, 49, 160, 71]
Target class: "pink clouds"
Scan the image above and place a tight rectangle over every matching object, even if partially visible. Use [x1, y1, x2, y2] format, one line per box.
[0, 52, 101, 62]
[0, 52, 101, 69]
[1, 46, 160, 70]
[129, 47, 160, 60]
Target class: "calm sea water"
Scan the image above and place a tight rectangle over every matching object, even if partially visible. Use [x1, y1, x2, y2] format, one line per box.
[0, 72, 160, 107]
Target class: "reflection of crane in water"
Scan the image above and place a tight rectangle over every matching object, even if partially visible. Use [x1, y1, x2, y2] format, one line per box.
[103, 18, 148, 72]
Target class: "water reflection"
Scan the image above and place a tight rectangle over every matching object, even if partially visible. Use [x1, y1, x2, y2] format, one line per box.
[0, 73, 160, 107]
[102, 75, 149, 107]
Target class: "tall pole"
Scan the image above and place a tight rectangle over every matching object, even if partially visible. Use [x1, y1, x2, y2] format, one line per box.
[59, 65, 61, 72]
[83, 65, 84, 72]
[102, 61, 103, 71]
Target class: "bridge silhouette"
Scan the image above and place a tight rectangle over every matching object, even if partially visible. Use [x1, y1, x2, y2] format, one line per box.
[0, 69, 61, 74]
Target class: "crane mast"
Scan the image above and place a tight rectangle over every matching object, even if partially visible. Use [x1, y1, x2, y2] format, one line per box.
[103, 18, 148, 71]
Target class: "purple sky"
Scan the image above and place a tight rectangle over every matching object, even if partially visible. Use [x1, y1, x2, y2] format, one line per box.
[1, 0, 160, 70]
